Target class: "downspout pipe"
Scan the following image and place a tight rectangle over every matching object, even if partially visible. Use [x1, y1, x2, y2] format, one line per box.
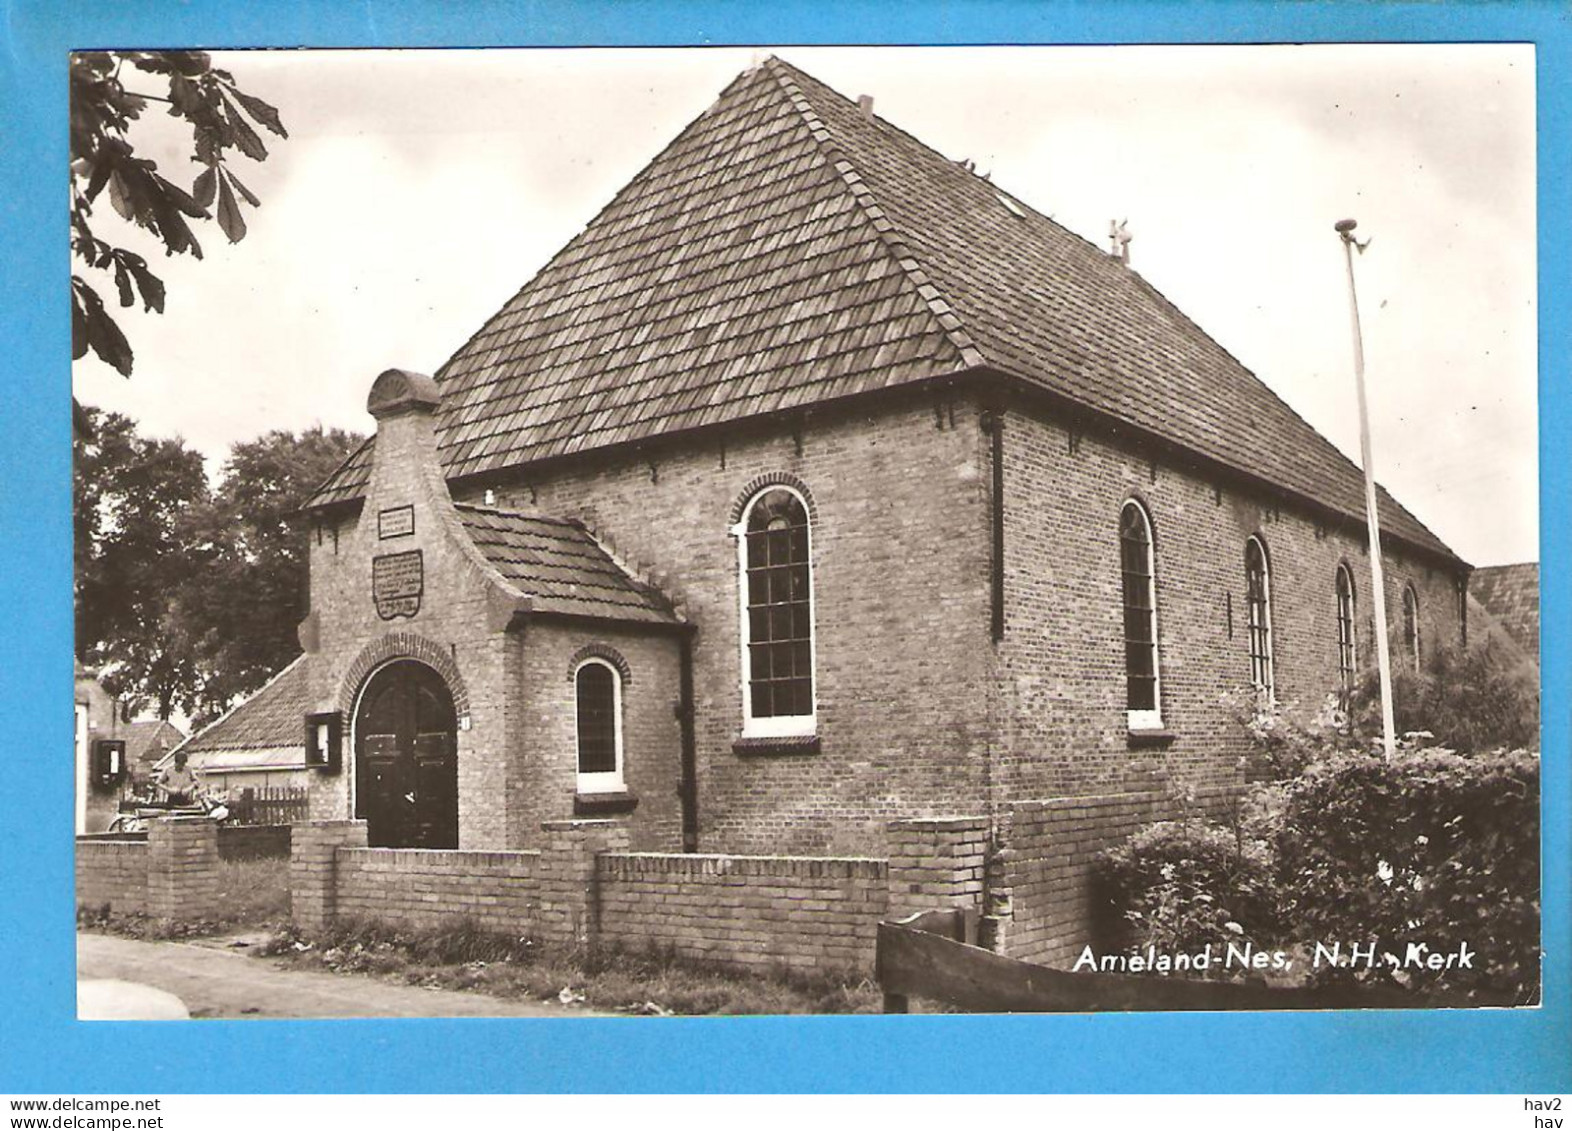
[677, 627, 699, 852]
[980, 407, 1005, 642]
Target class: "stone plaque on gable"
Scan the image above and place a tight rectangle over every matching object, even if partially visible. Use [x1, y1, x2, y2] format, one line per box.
[378, 505, 415, 539]
[372, 550, 423, 620]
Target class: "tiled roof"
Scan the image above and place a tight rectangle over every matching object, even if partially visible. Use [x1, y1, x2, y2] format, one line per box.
[179, 655, 311, 757]
[1470, 562, 1538, 661]
[304, 58, 1459, 565]
[122, 719, 186, 768]
[456, 503, 680, 625]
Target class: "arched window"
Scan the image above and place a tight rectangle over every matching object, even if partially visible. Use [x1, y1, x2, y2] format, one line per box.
[1335, 565, 1357, 708]
[1245, 536, 1274, 701]
[1119, 500, 1162, 728]
[1402, 584, 1421, 671]
[736, 485, 816, 737]
[575, 658, 623, 792]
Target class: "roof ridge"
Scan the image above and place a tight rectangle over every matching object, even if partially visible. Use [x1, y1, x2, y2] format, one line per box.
[761, 58, 986, 372]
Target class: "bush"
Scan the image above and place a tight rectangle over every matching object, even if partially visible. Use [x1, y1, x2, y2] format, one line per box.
[1096, 817, 1281, 965]
[1350, 638, 1538, 754]
[1224, 689, 1351, 780]
[1274, 747, 1540, 1003]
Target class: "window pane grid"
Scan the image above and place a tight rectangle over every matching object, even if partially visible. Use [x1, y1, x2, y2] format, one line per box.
[1119, 504, 1159, 715]
[1336, 568, 1356, 707]
[745, 489, 813, 720]
[575, 664, 618, 775]
[1246, 540, 1273, 695]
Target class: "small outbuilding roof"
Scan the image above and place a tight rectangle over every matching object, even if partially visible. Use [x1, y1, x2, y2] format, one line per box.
[456, 503, 680, 625]
[122, 719, 186, 769]
[1470, 562, 1539, 662]
[173, 655, 312, 762]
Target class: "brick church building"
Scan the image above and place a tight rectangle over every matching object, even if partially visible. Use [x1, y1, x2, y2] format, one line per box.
[208, 57, 1469, 861]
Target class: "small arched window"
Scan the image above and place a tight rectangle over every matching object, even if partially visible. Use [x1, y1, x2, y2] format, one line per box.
[1245, 536, 1274, 701]
[1119, 501, 1162, 728]
[575, 658, 623, 793]
[1335, 565, 1357, 708]
[735, 485, 815, 737]
[1402, 584, 1421, 671]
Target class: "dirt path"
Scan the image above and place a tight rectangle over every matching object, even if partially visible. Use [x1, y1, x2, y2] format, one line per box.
[77, 932, 605, 1020]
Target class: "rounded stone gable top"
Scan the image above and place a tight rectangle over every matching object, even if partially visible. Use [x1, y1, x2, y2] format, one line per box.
[368, 368, 441, 418]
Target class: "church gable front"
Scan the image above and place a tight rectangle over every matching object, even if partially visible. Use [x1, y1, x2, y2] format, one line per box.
[295, 368, 687, 852]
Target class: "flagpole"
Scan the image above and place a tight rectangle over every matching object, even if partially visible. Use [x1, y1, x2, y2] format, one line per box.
[1336, 218, 1396, 760]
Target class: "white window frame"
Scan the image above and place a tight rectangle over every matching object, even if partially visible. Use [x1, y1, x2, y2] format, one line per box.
[574, 657, 625, 793]
[1245, 535, 1276, 705]
[1119, 499, 1163, 731]
[731, 484, 818, 739]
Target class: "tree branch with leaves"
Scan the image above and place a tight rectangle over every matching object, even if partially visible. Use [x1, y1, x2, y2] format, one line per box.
[70, 50, 287, 375]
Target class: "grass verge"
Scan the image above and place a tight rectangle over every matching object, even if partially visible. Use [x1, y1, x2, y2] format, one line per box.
[260, 917, 881, 1016]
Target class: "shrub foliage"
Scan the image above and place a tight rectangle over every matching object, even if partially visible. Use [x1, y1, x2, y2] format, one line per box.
[1275, 748, 1539, 1003]
[1097, 819, 1280, 962]
[1097, 750, 1539, 1004]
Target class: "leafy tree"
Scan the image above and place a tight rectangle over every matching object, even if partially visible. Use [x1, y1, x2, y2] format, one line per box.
[176, 427, 364, 725]
[70, 50, 287, 375]
[74, 405, 209, 719]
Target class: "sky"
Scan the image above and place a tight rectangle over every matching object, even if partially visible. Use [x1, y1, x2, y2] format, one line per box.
[70, 45, 1538, 567]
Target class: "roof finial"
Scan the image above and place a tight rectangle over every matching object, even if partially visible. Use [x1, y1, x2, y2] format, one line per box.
[1109, 219, 1133, 265]
[857, 94, 874, 120]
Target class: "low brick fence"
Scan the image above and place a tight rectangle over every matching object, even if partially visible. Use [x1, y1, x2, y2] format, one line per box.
[76, 796, 1228, 974]
[292, 815, 993, 974]
[990, 787, 1237, 966]
[77, 839, 148, 915]
[336, 847, 543, 935]
[598, 853, 889, 971]
[75, 818, 223, 922]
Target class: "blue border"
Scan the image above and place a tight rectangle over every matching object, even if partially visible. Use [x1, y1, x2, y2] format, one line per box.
[3, 0, 1566, 1094]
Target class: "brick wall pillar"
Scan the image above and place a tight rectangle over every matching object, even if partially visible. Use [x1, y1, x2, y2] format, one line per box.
[290, 819, 368, 933]
[146, 817, 220, 924]
[886, 816, 990, 925]
[537, 819, 630, 947]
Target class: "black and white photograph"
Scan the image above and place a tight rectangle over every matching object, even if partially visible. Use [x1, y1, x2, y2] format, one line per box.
[70, 45, 1539, 1020]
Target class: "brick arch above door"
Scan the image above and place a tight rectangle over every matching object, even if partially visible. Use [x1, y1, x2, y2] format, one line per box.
[337, 632, 472, 719]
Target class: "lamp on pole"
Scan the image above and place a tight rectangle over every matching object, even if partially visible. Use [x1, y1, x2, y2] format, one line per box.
[1335, 218, 1396, 760]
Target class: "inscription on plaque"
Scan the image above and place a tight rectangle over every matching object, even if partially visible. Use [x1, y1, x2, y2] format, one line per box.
[378, 505, 415, 540]
[372, 550, 424, 620]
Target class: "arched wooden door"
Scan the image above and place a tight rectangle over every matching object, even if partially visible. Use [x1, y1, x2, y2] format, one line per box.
[354, 660, 458, 849]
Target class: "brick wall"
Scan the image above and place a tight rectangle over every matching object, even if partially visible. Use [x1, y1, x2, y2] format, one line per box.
[335, 847, 543, 935]
[483, 390, 995, 856]
[293, 816, 995, 975]
[597, 852, 889, 973]
[992, 787, 1236, 967]
[76, 839, 148, 915]
[994, 403, 1467, 804]
[75, 817, 224, 923]
[510, 625, 684, 852]
[145, 818, 221, 922]
[886, 816, 989, 922]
